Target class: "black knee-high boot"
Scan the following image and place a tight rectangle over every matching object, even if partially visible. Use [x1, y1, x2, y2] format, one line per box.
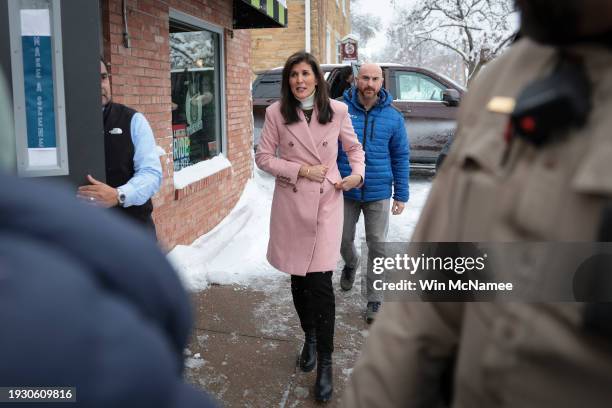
[299, 330, 316, 372]
[309, 271, 335, 402]
[315, 352, 333, 402]
[291, 275, 317, 372]
[308, 272, 334, 353]
[291, 272, 335, 400]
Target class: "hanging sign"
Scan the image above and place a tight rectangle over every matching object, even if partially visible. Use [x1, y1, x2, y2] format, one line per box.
[341, 36, 358, 63]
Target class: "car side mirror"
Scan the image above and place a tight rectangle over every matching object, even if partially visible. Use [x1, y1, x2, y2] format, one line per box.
[442, 89, 461, 107]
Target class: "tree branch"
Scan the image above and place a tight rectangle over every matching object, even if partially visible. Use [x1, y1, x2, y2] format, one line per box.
[415, 35, 469, 62]
[492, 31, 517, 56]
[413, 22, 484, 40]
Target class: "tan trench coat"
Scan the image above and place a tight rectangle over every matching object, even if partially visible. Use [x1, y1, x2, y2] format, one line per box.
[342, 38, 612, 407]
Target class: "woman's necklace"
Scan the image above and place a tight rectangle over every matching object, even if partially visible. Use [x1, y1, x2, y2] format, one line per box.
[302, 108, 313, 124]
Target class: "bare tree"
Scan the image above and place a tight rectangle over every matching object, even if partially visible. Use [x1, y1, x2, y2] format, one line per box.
[350, 0, 383, 47]
[384, 0, 518, 82]
[352, 13, 382, 47]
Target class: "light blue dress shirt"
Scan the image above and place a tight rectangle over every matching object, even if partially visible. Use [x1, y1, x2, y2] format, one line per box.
[118, 112, 162, 207]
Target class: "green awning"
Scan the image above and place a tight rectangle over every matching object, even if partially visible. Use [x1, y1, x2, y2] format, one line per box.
[233, 0, 287, 29]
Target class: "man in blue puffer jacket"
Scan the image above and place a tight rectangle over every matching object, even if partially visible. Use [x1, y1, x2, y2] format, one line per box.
[337, 63, 409, 323]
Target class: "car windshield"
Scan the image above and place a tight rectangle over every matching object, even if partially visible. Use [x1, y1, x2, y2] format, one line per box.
[253, 73, 282, 98]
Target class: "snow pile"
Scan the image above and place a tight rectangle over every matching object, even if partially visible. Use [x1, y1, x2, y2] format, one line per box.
[173, 155, 232, 189]
[168, 168, 282, 290]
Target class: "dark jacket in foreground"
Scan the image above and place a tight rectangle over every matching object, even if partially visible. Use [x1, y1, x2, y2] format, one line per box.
[0, 174, 216, 408]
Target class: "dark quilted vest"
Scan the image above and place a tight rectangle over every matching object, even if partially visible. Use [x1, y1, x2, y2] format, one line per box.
[103, 102, 155, 231]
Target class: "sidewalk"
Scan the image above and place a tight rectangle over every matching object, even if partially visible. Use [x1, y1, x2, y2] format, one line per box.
[184, 273, 370, 407]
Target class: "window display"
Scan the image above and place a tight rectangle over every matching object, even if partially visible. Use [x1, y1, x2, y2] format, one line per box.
[170, 21, 222, 171]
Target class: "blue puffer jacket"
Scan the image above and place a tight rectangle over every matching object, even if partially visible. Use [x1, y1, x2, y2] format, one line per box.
[338, 87, 410, 202]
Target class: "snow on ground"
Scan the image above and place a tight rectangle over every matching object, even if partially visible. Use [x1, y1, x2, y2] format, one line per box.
[168, 167, 432, 292]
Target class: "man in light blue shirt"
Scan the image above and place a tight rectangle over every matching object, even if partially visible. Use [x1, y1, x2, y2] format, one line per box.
[78, 60, 162, 231]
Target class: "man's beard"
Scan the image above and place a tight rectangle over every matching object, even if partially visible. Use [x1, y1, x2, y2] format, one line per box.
[360, 88, 376, 96]
[517, 0, 583, 45]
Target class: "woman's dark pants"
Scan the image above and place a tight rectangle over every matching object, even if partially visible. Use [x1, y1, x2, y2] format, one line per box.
[290, 271, 335, 353]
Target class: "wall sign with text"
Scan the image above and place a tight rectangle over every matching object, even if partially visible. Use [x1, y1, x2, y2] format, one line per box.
[21, 9, 57, 166]
[9, 0, 68, 177]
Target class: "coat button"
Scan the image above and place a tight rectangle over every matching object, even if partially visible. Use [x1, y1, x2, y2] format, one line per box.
[322, 141, 328, 147]
[320, 187, 324, 194]
[289, 141, 294, 147]
[293, 187, 298, 193]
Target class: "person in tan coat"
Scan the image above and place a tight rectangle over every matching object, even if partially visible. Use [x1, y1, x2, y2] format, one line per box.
[341, 0, 612, 406]
[256, 51, 365, 403]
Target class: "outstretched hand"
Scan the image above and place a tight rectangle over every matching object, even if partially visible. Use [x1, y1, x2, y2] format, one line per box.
[77, 174, 119, 208]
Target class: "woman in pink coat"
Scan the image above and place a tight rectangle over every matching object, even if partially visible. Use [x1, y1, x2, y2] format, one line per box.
[256, 51, 365, 403]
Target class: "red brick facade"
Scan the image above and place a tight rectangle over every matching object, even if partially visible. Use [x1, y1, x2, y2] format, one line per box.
[251, 0, 351, 74]
[101, 0, 253, 251]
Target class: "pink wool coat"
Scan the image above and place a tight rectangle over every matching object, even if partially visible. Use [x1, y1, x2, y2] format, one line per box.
[255, 99, 365, 276]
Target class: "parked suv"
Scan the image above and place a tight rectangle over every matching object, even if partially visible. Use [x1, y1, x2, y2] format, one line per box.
[252, 63, 466, 169]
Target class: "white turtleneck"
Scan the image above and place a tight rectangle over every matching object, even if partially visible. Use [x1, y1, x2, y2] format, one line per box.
[298, 90, 316, 110]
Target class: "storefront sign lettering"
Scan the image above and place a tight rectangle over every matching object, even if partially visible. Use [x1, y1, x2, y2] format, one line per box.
[21, 9, 57, 167]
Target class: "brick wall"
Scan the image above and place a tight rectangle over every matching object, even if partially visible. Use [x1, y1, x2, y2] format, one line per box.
[324, 0, 350, 63]
[251, 0, 306, 74]
[310, 0, 321, 59]
[102, 0, 252, 251]
[250, 0, 351, 74]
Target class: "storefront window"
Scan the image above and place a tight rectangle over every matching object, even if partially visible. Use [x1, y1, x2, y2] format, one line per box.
[170, 19, 222, 171]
